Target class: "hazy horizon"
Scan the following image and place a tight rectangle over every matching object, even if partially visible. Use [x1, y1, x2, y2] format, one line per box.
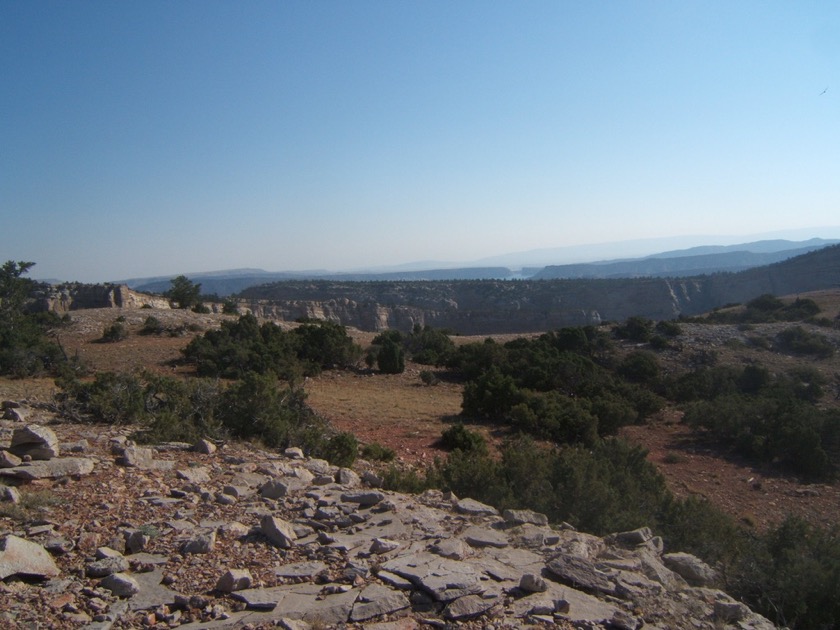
[3, 2, 839, 283]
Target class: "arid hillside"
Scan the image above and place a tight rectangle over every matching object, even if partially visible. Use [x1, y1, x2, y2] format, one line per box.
[6, 289, 840, 533]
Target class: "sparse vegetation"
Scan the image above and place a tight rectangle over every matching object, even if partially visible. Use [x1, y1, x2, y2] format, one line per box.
[166, 275, 202, 310]
[361, 442, 396, 462]
[100, 320, 128, 342]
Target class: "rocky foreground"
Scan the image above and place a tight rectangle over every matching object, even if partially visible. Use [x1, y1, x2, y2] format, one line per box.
[0, 403, 774, 629]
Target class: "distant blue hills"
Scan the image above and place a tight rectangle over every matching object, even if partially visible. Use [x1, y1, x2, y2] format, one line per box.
[122, 238, 840, 297]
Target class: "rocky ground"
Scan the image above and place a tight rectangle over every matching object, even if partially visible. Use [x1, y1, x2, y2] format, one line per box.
[1, 410, 774, 630]
[2, 297, 839, 628]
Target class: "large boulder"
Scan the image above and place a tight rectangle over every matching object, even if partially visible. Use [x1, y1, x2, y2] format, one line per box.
[0, 535, 60, 579]
[9, 424, 60, 460]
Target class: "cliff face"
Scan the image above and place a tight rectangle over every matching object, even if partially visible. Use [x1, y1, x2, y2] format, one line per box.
[242, 278, 702, 334]
[237, 245, 840, 334]
[34, 284, 172, 312]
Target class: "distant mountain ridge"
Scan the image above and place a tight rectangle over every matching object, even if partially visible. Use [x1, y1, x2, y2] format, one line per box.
[124, 238, 839, 298]
[532, 242, 836, 280]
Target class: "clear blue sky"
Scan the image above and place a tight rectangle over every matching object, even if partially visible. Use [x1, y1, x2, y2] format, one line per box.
[2, 1, 839, 282]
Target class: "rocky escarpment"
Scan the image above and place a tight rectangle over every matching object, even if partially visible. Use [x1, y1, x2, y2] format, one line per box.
[0, 406, 775, 629]
[237, 245, 840, 334]
[33, 283, 172, 312]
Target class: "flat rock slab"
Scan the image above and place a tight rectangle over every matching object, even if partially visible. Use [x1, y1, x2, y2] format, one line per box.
[503, 508, 549, 526]
[462, 525, 509, 548]
[381, 552, 486, 602]
[0, 457, 94, 479]
[455, 497, 499, 516]
[274, 560, 328, 579]
[127, 569, 184, 611]
[512, 581, 621, 623]
[0, 534, 60, 579]
[232, 583, 358, 626]
[444, 593, 499, 620]
[350, 583, 411, 622]
[340, 490, 385, 506]
[547, 555, 616, 595]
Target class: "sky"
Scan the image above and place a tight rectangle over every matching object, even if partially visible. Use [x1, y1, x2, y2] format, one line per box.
[2, 1, 840, 282]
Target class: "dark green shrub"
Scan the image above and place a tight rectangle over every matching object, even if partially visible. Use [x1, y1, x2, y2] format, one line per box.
[323, 432, 358, 467]
[419, 370, 440, 385]
[140, 316, 164, 335]
[192, 303, 211, 314]
[216, 371, 317, 449]
[64, 371, 147, 425]
[617, 351, 661, 384]
[748, 293, 785, 313]
[509, 391, 598, 446]
[361, 442, 395, 462]
[655, 320, 682, 337]
[377, 338, 405, 374]
[461, 366, 522, 418]
[775, 326, 835, 358]
[222, 299, 239, 314]
[290, 320, 363, 372]
[100, 321, 128, 343]
[439, 423, 487, 454]
[732, 517, 840, 630]
[614, 316, 654, 342]
[405, 325, 456, 365]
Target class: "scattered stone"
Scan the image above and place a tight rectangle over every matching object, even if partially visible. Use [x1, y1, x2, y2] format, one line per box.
[430, 538, 470, 560]
[9, 424, 60, 460]
[216, 569, 253, 593]
[341, 490, 385, 506]
[503, 508, 549, 526]
[261, 514, 297, 548]
[284, 447, 304, 459]
[662, 552, 718, 586]
[455, 497, 498, 516]
[101, 572, 141, 598]
[519, 573, 548, 593]
[615, 527, 653, 546]
[117, 446, 155, 468]
[176, 466, 211, 484]
[0, 485, 21, 503]
[337, 467, 360, 487]
[443, 593, 497, 620]
[362, 470, 384, 487]
[611, 610, 643, 630]
[2, 404, 28, 422]
[0, 535, 60, 579]
[0, 457, 95, 480]
[193, 438, 217, 455]
[181, 529, 216, 554]
[714, 598, 749, 622]
[125, 530, 151, 554]
[86, 555, 130, 577]
[275, 561, 328, 579]
[260, 479, 289, 499]
[0, 450, 22, 468]
[370, 537, 401, 554]
[546, 555, 615, 595]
